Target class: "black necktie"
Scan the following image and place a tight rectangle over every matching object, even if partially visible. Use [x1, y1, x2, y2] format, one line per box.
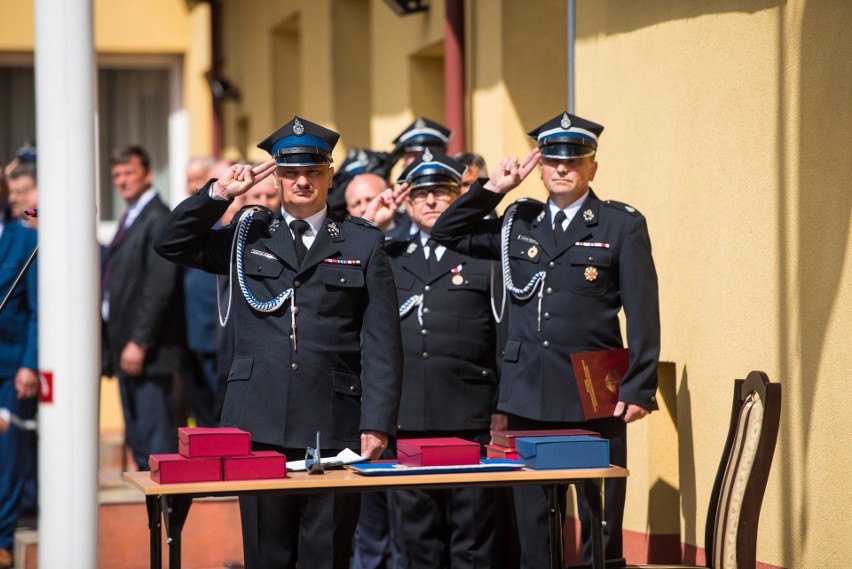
[425, 238, 438, 270]
[290, 220, 310, 264]
[553, 210, 567, 247]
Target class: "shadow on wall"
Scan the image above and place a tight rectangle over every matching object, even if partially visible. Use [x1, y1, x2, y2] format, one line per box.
[576, 0, 787, 38]
[786, 1, 852, 563]
[676, 365, 699, 565]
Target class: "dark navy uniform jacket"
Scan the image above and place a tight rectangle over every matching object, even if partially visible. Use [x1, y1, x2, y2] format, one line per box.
[386, 236, 498, 432]
[154, 185, 403, 452]
[431, 182, 659, 422]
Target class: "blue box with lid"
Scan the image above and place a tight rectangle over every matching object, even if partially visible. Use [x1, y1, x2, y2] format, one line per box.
[515, 435, 609, 470]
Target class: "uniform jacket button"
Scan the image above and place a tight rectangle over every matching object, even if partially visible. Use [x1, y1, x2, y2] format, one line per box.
[340, 277, 346, 283]
[546, 287, 553, 295]
[422, 352, 429, 359]
[422, 307, 430, 314]
[421, 329, 429, 336]
[542, 340, 550, 348]
[543, 312, 551, 319]
[548, 261, 556, 269]
[294, 280, 301, 288]
[291, 362, 299, 371]
[424, 285, 431, 292]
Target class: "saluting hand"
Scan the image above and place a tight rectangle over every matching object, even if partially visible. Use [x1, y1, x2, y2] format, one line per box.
[211, 159, 277, 200]
[482, 148, 541, 195]
[362, 183, 411, 231]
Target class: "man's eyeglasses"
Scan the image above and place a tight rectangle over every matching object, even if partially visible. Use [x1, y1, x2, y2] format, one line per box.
[305, 430, 325, 475]
[408, 186, 459, 203]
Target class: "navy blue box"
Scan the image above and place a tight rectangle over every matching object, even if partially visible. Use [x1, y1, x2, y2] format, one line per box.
[515, 435, 610, 470]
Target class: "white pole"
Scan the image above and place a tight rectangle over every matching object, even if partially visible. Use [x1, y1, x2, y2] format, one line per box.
[34, 0, 100, 567]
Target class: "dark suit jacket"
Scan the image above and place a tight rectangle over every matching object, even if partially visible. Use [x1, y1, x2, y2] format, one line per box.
[432, 182, 660, 422]
[103, 194, 185, 377]
[154, 186, 403, 451]
[387, 235, 498, 432]
[0, 218, 38, 378]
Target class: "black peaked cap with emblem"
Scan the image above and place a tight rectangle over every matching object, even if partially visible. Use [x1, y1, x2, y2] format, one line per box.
[257, 116, 340, 166]
[397, 149, 465, 191]
[392, 117, 452, 154]
[527, 111, 604, 159]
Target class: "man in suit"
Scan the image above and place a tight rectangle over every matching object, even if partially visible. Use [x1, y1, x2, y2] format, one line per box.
[432, 112, 660, 569]
[102, 145, 186, 470]
[0, 173, 38, 569]
[154, 116, 403, 569]
[383, 151, 500, 568]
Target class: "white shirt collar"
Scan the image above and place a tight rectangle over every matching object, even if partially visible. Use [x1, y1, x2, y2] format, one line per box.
[548, 190, 589, 229]
[125, 187, 158, 228]
[281, 206, 328, 236]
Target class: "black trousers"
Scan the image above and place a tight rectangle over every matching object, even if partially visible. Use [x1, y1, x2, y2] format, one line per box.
[240, 445, 360, 569]
[117, 373, 176, 470]
[394, 430, 496, 569]
[508, 415, 627, 569]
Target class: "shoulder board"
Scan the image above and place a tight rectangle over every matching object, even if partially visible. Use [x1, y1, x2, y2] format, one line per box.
[603, 200, 641, 217]
[384, 237, 413, 254]
[346, 215, 380, 231]
[507, 198, 546, 222]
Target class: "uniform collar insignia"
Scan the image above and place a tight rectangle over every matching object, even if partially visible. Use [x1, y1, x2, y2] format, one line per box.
[582, 208, 595, 222]
[269, 219, 281, 234]
[327, 220, 340, 238]
[406, 242, 418, 255]
[535, 210, 546, 223]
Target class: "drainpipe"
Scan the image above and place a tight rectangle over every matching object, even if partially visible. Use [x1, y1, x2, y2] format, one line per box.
[567, 0, 575, 112]
[444, 0, 466, 154]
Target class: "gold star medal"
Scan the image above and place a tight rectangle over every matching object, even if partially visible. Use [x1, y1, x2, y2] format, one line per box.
[584, 266, 598, 282]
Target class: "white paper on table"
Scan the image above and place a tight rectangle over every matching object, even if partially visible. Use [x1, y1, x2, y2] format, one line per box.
[286, 448, 368, 471]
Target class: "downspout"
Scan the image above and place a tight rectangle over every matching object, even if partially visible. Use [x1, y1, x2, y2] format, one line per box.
[567, 0, 575, 113]
[444, 0, 466, 154]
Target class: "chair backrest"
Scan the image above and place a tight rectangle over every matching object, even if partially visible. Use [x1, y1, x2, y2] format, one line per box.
[704, 370, 782, 569]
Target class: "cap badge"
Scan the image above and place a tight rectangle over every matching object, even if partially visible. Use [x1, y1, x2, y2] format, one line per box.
[415, 117, 426, 128]
[561, 112, 571, 129]
[584, 266, 599, 282]
[582, 208, 595, 222]
[527, 245, 539, 259]
[293, 118, 305, 136]
[406, 242, 418, 254]
[422, 148, 433, 162]
[327, 221, 340, 238]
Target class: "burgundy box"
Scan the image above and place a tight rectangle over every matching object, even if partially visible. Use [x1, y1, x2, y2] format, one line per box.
[178, 427, 251, 458]
[396, 437, 480, 467]
[149, 454, 222, 484]
[485, 444, 518, 460]
[490, 429, 600, 449]
[223, 451, 287, 481]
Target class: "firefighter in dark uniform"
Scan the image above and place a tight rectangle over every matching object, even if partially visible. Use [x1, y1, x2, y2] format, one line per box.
[384, 151, 499, 568]
[154, 116, 403, 569]
[431, 112, 660, 569]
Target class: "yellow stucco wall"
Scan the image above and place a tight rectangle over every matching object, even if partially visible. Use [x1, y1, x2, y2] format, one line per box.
[576, 1, 852, 567]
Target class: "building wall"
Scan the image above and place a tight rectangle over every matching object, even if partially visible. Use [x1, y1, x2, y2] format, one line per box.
[575, 1, 852, 567]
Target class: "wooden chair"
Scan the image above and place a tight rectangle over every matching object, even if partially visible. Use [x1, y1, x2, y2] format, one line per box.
[630, 370, 782, 569]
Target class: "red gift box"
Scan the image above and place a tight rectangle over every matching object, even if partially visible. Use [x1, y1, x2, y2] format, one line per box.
[178, 427, 251, 458]
[490, 429, 600, 449]
[485, 444, 518, 460]
[223, 451, 287, 481]
[396, 437, 480, 467]
[149, 454, 222, 484]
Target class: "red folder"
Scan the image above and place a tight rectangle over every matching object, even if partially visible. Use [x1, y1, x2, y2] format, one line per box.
[490, 429, 600, 449]
[570, 348, 629, 420]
